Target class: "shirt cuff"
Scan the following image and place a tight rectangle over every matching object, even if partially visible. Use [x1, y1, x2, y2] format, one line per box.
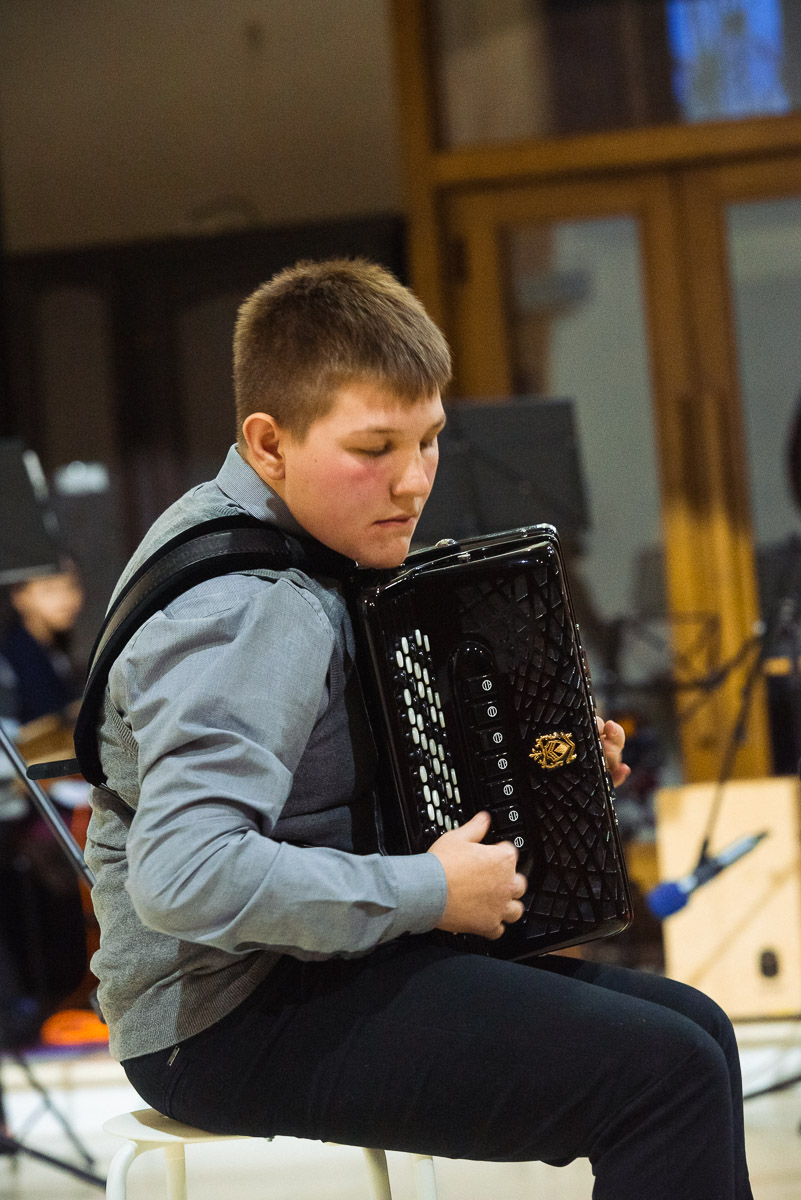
[385, 851, 448, 938]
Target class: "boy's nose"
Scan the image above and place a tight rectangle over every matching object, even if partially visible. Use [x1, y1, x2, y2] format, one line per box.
[392, 453, 431, 499]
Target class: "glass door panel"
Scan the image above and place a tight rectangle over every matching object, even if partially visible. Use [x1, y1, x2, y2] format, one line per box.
[446, 179, 699, 816]
[504, 218, 665, 629]
[726, 197, 801, 550]
[725, 195, 801, 770]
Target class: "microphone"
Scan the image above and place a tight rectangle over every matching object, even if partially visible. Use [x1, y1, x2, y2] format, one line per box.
[646, 831, 768, 920]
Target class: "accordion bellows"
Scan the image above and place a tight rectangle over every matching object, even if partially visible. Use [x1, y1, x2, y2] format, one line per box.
[352, 525, 632, 960]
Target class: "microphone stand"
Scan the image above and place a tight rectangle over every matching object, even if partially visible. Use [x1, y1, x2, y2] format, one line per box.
[669, 535, 801, 1105]
[690, 534, 801, 875]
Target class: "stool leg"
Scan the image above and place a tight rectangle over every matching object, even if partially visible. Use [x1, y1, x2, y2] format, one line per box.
[106, 1141, 137, 1200]
[361, 1146, 393, 1200]
[163, 1143, 188, 1200]
[411, 1154, 439, 1200]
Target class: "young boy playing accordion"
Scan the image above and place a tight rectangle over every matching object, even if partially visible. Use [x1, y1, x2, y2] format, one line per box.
[87, 259, 752, 1200]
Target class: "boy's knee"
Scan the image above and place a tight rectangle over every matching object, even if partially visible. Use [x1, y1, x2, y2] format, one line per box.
[670, 980, 739, 1057]
[667, 1022, 731, 1106]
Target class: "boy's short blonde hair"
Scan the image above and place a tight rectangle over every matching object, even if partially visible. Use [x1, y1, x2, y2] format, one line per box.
[233, 258, 452, 440]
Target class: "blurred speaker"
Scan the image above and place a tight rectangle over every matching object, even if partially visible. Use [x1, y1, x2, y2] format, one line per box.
[655, 777, 801, 1019]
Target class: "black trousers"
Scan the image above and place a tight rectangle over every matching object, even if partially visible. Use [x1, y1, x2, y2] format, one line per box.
[123, 939, 752, 1200]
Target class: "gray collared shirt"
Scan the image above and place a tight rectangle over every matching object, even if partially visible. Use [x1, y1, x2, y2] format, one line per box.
[88, 447, 447, 1058]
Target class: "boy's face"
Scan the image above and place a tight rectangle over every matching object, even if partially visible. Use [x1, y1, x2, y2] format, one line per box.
[246, 381, 446, 567]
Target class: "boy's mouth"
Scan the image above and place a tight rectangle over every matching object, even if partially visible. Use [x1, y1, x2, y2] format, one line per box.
[374, 515, 416, 527]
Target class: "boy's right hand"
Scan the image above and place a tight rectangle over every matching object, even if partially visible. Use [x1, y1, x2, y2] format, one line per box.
[427, 811, 528, 939]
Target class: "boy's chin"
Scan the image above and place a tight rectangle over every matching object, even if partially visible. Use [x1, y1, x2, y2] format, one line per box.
[354, 536, 414, 570]
[356, 547, 411, 569]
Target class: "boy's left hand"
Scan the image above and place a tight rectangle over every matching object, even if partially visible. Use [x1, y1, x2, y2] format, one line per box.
[597, 717, 631, 787]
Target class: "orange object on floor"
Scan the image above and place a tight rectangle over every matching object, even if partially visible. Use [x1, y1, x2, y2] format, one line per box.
[40, 1007, 109, 1046]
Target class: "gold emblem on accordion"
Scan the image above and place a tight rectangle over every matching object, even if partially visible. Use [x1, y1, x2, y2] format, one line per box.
[529, 732, 577, 770]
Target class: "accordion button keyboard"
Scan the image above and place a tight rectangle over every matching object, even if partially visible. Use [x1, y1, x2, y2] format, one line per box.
[389, 629, 468, 839]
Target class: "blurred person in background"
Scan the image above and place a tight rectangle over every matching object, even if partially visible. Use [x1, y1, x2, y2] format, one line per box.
[0, 562, 89, 1045]
[0, 563, 84, 727]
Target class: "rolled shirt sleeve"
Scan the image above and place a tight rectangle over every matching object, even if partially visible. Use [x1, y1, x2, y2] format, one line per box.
[111, 573, 447, 958]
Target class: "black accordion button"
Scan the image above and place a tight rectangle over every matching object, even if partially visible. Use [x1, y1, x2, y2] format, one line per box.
[464, 675, 497, 701]
[476, 727, 506, 753]
[489, 805, 523, 834]
[470, 700, 501, 726]
[478, 752, 511, 780]
[486, 778, 517, 805]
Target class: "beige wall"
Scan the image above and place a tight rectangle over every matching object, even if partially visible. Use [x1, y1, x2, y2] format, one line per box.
[0, 0, 403, 252]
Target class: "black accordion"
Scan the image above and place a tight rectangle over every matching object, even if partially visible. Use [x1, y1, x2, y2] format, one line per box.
[351, 524, 632, 961]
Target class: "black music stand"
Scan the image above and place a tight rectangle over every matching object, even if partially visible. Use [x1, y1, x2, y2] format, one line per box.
[413, 397, 588, 546]
[0, 439, 103, 1188]
[0, 439, 62, 585]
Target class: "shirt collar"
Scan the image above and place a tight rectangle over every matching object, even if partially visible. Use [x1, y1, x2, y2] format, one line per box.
[215, 444, 310, 540]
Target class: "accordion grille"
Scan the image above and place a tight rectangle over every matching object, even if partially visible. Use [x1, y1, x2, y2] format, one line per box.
[453, 568, 628, 935]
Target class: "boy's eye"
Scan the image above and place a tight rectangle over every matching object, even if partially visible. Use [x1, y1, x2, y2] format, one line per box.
[354, 446, 390, 458]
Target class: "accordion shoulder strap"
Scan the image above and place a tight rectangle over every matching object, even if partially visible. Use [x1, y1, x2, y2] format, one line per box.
[62, 515, 350, 787]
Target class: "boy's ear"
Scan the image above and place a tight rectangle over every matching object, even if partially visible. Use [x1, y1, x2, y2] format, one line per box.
[242, 412, 287, 481]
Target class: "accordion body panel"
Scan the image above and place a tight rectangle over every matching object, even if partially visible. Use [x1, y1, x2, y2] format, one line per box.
[353, 525, 632, 960]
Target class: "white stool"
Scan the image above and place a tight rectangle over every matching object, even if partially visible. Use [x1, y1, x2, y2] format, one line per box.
[103, 1107, 412, 1200]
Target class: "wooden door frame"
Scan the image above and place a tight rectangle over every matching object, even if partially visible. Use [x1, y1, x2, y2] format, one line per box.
[444, 172, 772, 783]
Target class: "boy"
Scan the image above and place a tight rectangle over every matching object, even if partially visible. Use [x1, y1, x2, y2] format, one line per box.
[86, 259, 751, 1199]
